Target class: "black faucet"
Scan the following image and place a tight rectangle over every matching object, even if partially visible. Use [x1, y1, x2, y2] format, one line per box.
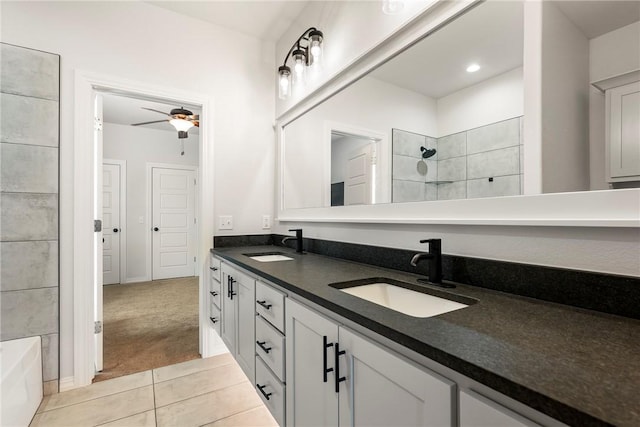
[410, 239, 452, 288]
[282, 228, 304, 253]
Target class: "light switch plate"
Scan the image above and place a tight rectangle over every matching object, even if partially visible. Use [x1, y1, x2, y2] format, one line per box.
[262, 215, 271, 229]
[219, 215, 233, 230]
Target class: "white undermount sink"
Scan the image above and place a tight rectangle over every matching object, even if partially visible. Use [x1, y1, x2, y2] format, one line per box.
[334, 280, 473, 318]
[244, 252, 294, 262]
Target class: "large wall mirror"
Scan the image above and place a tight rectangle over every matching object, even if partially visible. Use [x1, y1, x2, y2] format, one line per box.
[280, 0, 639, 213]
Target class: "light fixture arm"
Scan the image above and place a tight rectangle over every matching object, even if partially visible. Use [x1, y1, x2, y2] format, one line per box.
[280, 27, 319, 66]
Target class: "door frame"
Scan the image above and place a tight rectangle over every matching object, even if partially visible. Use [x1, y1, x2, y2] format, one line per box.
[72, 70, 216, 390]
[103, 159, 127, 285]
[146, 163, 199, 281]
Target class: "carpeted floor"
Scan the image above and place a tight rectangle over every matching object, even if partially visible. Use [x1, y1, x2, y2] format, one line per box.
[93, 276, 200, 383]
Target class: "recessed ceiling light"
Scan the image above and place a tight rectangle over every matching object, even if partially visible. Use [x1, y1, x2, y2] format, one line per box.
[466, 63, 481, 73]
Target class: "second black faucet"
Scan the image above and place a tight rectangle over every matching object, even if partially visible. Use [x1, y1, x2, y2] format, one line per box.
[282, 228, 304, 253]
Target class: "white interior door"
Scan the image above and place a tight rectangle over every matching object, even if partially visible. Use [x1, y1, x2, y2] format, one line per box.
[344, 144, 374, 205]
[152, 167, 196, 280]
[102, 163, 121, 285]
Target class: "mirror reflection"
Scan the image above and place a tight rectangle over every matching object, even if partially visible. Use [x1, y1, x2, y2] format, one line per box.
[282, 0, 640, 210]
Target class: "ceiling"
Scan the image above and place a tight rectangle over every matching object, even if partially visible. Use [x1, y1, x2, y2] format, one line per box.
[555, 1, 640, 39]
[146, 0, 309, 42]
[102, 93, 201, 135]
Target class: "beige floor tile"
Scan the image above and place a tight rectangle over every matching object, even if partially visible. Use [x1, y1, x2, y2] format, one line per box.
[155, 382, 262, 427]
[30, 385, 154, 427]
[153, 353, 234, 383]
[154, 362, 247, 407]
[203, 406, 279, 427]
[96, 410, 156, 427]
[37, 371, 152, 413]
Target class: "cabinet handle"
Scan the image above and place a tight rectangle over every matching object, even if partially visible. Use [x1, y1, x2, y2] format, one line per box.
[256, 340, 272, 354]
[229, 277, 237, 300]
[334, 342, 346, 393]
[209, 317, 218, 324]
[209, 266, 218, 271]
[256, 383, 272, 400]
[256, 300, 272, 310]
[323, 335, 334, 383]
[210, 291, 218, 297]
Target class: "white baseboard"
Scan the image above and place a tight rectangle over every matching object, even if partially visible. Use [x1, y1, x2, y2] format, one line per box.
[58, 376, 76, 392]
[125, 276, 149, 284]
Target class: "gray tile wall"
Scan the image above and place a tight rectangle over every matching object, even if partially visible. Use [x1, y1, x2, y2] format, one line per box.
[0, 43, 60, 387]
[392, 117, 523, 202]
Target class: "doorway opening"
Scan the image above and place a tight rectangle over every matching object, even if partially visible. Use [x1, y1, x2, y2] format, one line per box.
[94, 91, 202, 382]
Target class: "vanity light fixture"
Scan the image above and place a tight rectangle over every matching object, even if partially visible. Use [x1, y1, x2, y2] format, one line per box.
[278, 27, 324, 99]
[466, 63, 481, 73]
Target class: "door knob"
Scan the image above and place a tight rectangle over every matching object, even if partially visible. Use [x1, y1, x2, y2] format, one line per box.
[113, 228, 119, 233]
[153, 227, 159, 231]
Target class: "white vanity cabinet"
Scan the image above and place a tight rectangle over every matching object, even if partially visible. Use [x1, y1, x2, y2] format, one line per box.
[460, 390, 540, 427]
[285, 298, 454, 427]
[221, 263, 256, 382]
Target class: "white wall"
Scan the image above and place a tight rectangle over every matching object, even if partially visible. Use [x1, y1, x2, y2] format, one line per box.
[437, 67, 523, 137]
[103, 123, 199, 282]
[274, 1, 639, 278]
[1, 1, 275, 380]
[589, 21, 640, 190]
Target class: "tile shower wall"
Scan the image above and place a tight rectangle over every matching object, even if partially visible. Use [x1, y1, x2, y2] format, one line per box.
[0, 43, 60, 393]
[392, 117, 523, 202]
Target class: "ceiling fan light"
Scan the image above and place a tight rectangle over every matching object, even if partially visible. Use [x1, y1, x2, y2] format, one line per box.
[170, 118, 195, 133]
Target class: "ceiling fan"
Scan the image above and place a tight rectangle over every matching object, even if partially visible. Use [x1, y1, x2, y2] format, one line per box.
[131, 107, 199, 139]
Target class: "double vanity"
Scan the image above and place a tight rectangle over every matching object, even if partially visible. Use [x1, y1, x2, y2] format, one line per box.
[209, 243, 640, 427]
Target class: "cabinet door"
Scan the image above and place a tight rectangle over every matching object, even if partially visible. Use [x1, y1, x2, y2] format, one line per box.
[459, 390, 539, 427]
[236, 271, 256, 383]
[286, 299, 339, 427]
[338, 327, 455, 427]
[608, 81, 640, 181]
[220, 269, 236, 354]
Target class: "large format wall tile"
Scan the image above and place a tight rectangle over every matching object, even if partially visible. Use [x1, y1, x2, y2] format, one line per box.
[0, 287, 58, 340]
[437, 132, 466, 160]
[42, 333, 59, 381]
[392, 129, 427, 156]
[0, 142, 58, 192]
[393, 155, 429, 182]
[392, 180, 425, 203]
[0, 93, 59, 146]
[0, 193, 58, 241]
[466, 117, 520, 155]
[437, 181, 466, 200]
[0, 43, 59, 100]
[0, 241, 58, 291]
[467, 175, 520, 199]
[438, 156, 466, 182]
[467, 146, 520, 180]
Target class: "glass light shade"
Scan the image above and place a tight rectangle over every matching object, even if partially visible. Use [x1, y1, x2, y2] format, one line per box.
[292, 49, 306, 84]
[170, 118, 195, 132]
[278, 66, 292, 99]
[382, 0, 404, 14]
[309, 30, 323, 64]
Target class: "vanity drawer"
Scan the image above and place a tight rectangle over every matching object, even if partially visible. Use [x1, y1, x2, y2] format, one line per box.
[255, 315, 285, 382]
[256, 356, 285, 427]
[210, 276, 221, 309]
[256, 281, 285, 332]
[209, 256, 221, 282]
[209, 302, 220, 335]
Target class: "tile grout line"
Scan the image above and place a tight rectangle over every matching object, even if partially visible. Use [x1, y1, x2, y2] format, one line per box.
[152, 368, 158, 427]
[153, 360, 235, 385]
[93, 409, 154, 427]
[153, 379, 252, 410]
[196, 405, 265, 427]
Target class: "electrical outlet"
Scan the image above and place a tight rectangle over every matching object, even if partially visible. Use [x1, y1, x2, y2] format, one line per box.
[262, 215, 271, 229]
[219, 215, 233, 230]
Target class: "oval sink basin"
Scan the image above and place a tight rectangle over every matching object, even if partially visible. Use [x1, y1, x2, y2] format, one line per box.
[331, 278, 475, 318]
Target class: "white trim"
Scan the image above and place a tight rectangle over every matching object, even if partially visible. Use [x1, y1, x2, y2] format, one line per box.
[73, 70, 216, 389]
[146, 162, 199, 281]
[58, 376, 76, 393]
[275, 0, 640, 227]
[103, 159, 127, 285]
[124, 276, 148, 284]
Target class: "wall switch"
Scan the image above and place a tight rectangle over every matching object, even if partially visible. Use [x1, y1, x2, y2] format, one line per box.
[262, 215, 271, 229]
[138, 216, 144, 224]
[219, 215, 233, 230]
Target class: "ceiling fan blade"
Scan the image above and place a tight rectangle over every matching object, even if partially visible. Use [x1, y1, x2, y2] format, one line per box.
[141, 107, 171, 116]
[131, 119, 169, 126]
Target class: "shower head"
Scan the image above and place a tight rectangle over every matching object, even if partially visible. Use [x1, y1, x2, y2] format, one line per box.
[420, 146, 436, 159]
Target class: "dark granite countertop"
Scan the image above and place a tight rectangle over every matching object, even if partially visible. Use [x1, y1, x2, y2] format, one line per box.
[212, 245, 640, 427]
